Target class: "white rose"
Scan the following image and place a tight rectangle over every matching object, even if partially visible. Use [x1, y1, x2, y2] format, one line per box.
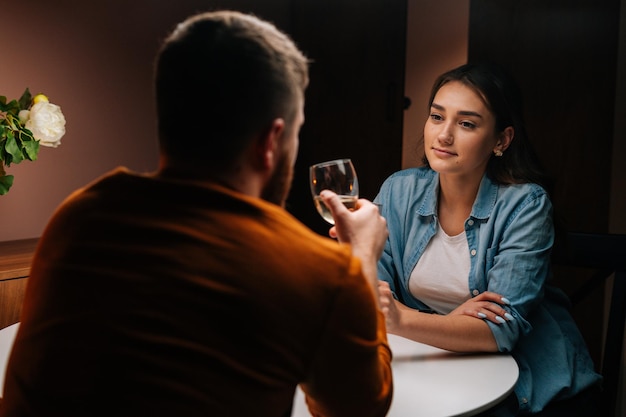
[18, 109, 30, 125]
[24, 101, 66, 148]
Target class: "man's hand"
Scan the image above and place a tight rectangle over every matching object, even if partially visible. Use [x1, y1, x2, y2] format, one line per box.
[320, 190, 387, 300]
[321, 190, 387, 257]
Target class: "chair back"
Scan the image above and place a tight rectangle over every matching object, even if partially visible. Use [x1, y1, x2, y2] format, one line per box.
[552, 232, 626, 417]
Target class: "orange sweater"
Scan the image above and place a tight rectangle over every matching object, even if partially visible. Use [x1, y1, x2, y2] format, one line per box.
[1, 168, 392, 417]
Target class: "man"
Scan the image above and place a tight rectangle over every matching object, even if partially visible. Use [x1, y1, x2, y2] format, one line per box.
[0, 10, 392, 417]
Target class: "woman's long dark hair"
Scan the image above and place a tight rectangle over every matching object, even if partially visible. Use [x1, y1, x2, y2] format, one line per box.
[422, 62, 553, 194]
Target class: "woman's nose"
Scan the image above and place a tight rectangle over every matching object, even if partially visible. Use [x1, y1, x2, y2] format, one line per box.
[437, 124, 453, 145]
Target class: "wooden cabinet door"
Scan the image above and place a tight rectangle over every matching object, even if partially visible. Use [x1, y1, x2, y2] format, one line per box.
[0, 278, 29, 329]
[0, 238, 37, 329]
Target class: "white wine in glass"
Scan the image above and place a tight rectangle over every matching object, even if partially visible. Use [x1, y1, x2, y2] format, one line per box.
[309, 158, 359, 224]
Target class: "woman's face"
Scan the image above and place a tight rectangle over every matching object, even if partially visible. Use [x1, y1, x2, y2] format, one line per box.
[424, 80, 503, 179]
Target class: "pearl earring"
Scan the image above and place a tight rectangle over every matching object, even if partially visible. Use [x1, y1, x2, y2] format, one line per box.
[494, 149, 503, 157]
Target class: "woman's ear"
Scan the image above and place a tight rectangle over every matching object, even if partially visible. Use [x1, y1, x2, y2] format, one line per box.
[495, 126, 514, 154]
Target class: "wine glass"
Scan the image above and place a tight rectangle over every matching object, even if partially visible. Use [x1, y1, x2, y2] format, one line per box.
[309, 158, 359, 224]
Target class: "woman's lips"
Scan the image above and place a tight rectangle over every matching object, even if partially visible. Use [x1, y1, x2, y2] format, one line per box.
[432, 147, 457, 157]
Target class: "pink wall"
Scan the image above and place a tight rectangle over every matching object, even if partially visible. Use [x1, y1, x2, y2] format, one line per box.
[1, 1, 168, 241]
[1, 0, 469, 242]
[402, 0, 469, 169]
[1, 1, 265, 242]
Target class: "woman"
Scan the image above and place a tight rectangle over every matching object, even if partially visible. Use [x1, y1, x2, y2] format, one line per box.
[375, 63, 601, 416]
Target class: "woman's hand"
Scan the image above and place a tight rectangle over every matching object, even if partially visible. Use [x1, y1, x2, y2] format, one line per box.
[449, 291, 514, 325]
[378, 281, 502, 351]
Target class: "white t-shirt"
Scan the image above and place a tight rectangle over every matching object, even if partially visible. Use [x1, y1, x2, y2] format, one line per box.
[408, 224, 471, 314]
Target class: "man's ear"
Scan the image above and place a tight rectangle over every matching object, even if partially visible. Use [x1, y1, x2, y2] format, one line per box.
[256, 118, 285, 170]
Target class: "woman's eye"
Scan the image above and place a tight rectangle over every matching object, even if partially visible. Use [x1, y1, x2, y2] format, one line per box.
[430, 113, 443, 121]
[460, 121, 476, 129]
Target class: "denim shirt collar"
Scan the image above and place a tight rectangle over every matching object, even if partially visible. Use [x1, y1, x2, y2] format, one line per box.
[416, 172, 439, 218]
[471, 174, 498, 220]
[416, 171, 498, 221]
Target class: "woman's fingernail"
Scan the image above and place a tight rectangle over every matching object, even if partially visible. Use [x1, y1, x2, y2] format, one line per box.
[501, 297, 511, 305]
[495, 316, 506, 324]
[504, 313, 514, 321]
[477, 312, 487, 318]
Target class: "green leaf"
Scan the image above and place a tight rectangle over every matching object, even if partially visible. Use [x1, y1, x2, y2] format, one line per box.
[22, 138, 40, 161]
[18, 88, 32, 110]
[1, 129, 13, 164]
[0, 132, 9, 163]
[4, 133, 24, 164]
[0, 144, 12, 166]
[0, 173, 14, 195]
[0, 98, 20, 114]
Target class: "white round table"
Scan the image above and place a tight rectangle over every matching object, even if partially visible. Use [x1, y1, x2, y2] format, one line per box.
[292, 333, 519, 417]
[1, 325, 518, 416]
[0, 322, 19, 397]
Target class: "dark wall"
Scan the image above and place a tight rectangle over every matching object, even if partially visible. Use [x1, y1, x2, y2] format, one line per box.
[1, 0, 407, 241]
[195, 0, 407, 235]
[281, 1, 407, 235]
[468, 0, 621, 369]
[468, 0, 619, 234]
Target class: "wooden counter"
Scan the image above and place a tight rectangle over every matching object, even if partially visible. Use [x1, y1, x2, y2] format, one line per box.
[0, 238, 38, 329]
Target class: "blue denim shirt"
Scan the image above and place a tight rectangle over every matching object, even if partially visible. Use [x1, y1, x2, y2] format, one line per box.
[374, 167, 601, 415]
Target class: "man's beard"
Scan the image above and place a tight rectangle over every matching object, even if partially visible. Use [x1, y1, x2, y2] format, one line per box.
[261, 151, 294, 207]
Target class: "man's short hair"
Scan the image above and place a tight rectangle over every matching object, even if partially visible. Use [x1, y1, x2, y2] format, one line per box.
[155, 10, 309, 169]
